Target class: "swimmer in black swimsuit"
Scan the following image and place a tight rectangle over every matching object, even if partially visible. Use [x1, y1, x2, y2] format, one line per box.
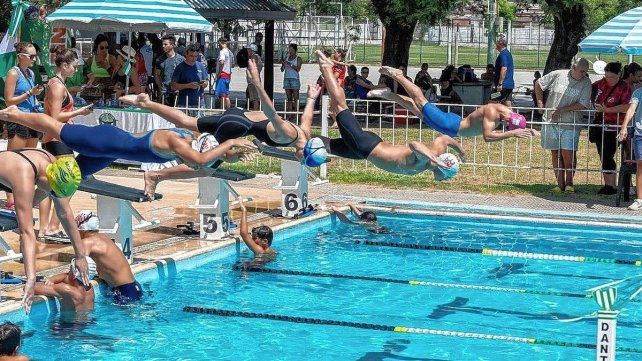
[301, 50, 465, 177]
[330, 204, 390, 234]
[120, 59, 309, 200]
[0, 149, 90, 314]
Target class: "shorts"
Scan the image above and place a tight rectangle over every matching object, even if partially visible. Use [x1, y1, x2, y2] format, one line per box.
[420, 102, 461, 138]
[247, 83, 260, 102]
[111, 281, 143, 305]
[215, 77, 230, 97]
[633, 135, 642, 161]
[540, 124, 581, 151]
[43, 141, 74, 156]
[6, 122, 41, 140]
[283, 77, 301, 90]
[495, 88, 513, 102]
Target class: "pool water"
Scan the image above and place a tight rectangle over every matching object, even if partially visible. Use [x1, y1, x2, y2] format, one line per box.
[9, 212, 642, 360]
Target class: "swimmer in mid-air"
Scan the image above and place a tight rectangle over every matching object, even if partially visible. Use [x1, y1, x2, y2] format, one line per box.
[330, 204, 391, 234]
[367, 66, 537, 142]
[238, 201, 276, 264]
[0, 106, 256, 179]
[301, 50, 464, 178]
[34, 257, 96, 313]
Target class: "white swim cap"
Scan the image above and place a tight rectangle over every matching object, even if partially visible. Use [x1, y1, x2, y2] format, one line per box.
[435, 153, 460, 181]
[71, 256, 98, 282]
[75, 210, 99, 231]
[192, 133, 219, 153]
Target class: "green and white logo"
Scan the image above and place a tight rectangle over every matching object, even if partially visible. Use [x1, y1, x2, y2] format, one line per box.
[594, 287, 617, 311]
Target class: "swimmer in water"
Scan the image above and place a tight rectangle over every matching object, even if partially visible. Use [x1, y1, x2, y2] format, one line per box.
[238, 201, 276, 263]
[330, 204, 391, 234]
[34, 257, 96, 313]
[0, 322, 29, 361]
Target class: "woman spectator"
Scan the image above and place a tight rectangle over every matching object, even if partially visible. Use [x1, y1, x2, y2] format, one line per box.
[332, 48, 348, 88]
[281, 43, 302, 114]
[3, 42, 42, 210]
[622, 62, 642, 91]
[414, 63, 433, 93]
[84, 34, 120, 100]
[113, 45, 144, 97]
[39, 49, 92, 239]
[591, 62, 632, 195]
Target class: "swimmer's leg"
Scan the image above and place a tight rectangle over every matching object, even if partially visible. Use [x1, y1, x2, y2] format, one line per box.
[379, 66, 428, 112]
[0, 106, 64, 137]
[75, 155, 118, 178]
[316, 50, 348, 114]
[144, 164, 215, 201]
[367, 88, 421, 117]
[120, 93, 198, 131]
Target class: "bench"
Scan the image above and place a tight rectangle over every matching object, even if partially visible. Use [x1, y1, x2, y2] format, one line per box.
[194, 169, 255, 240]
[79, 177, 162, 262]
[253, 139, 328, 218]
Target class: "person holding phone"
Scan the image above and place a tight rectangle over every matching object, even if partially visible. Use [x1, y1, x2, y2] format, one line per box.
[3, 42, 43, 210]
[170, 43, 208, 113]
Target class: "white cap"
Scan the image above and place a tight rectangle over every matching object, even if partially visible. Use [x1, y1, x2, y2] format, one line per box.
[75, 210, 99, 231]
[71, 256, 98, 282]
[245, 43, 258, 53]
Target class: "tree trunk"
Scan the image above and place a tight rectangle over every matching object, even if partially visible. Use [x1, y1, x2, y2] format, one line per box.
[543, 3, 586, 75]
[372, 0, 417, 68]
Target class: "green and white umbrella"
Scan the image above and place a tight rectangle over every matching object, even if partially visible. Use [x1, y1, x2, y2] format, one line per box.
[46, 0, 213, 33]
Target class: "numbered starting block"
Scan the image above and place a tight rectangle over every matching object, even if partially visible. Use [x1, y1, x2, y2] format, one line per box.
[79, 177, 162, 263]
[253, 140, 329, 218]
[194, 169, 255, 240]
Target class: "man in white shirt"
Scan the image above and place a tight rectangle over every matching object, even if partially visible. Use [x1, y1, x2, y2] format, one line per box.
[215, 38, 233, 109]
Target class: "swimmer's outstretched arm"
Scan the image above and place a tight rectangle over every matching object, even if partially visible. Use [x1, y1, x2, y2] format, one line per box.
[53, 197, 90, 286]
[170, 137, 256, 167]
[481, 114, 533, 142]
[431, 135, 466, 162]
[330, 207, 357, 224]
[238, 202, 264, 255]
[408, 140, 448, 168]
[348, 204, 363, 217]
[300, 84, 322, 139]
[119, 94, 199, 131]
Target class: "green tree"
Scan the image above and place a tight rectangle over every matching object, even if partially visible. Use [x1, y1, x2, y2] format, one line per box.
[584, 0, 639, 31]
[539, 0, 587, 74]
[498, 0, 518, 21]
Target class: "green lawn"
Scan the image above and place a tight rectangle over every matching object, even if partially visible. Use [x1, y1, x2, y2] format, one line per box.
[297, 43, 638, 70]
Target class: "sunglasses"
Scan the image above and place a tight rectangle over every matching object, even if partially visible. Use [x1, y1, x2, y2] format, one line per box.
[19, 53, 37, 60]
[99, 46, 108, 50]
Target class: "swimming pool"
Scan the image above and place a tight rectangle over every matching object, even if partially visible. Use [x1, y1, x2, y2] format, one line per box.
[7, 211, 642, 360]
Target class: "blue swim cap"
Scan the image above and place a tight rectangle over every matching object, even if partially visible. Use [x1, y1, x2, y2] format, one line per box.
[303, 137, 327, 167]
[435, 153, 460, 181]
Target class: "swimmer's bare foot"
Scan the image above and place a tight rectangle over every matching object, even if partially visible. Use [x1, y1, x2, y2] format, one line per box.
[315, 50, 334, 68]
[379, 66, 403, 79]
[0, 105, 19, 121]
[143, 171, 160, 201]
[119, 93, 151, 108]
[367, 87, 392, 99]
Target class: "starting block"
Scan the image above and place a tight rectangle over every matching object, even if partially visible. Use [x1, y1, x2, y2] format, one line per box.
[79, 177, 162, 263]
[253, 140, 329, 218]
[194, 169, 255, 240]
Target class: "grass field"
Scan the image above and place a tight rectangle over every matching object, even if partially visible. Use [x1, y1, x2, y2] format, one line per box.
[296, 42, 638, 70]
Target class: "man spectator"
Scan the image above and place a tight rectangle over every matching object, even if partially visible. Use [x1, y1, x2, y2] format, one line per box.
[493, 36, 514, 106]
[175, 37, 187, 57]
[536, 58, 592, 194]
[414, 63, 433, 93]
[253, 32, 264, 60]
[345, 65, 358, 98]
[171, 43, 208, 110]
[139, 34, 154, 78]
[215, 38, 233, 109]
[480, 64, 494, 81]
[155, 35, 185, 106]
[245, 44, 263, 110]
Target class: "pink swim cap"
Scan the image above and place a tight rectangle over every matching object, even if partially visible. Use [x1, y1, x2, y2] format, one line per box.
[507, 112, 527, 130]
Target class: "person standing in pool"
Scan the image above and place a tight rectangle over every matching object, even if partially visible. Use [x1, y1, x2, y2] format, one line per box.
[34, 258, 95, 313]
[367, 66, 536, 142]
[330, 204, 392, 234]
[238, 201, 276, 262]
[74, 211, 143, 304]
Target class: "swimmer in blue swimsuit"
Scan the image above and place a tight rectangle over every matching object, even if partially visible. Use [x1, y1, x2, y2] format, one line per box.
[367, 66, 537, 142]
[0, 106, 256, 180]
[297, 51, 464, 178]
[119, 59, 310, 199]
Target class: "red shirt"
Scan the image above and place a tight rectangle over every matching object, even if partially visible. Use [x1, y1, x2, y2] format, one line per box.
[333, 64, 346, 88]
[592, 79, 632, 125]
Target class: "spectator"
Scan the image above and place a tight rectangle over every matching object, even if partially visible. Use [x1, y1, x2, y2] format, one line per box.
[3, 42, 42, 210]
[137, 34, 153, 86]
[253, 32, 264, 59]
[532, 71, 542, 106]
[171, 43, 208, 110]
[439, 65, 461, 103]
[345, 65, 358, 98]
[155, 35, 185, 106]
[619, 75, 642, 210]
[245, 43, 263, 110]
[354, 66, 379, 100]
[332, 48, 347, 88]
[281, 43, 302, 113]
[215, 37, 233, 109]
[493, 36, 515, 106]
[0, 322, 28, 361]
[414, 63, 433, 93]
[114, 45, 144, 96]
[480, 64, 494, 81]
[536, 58, 592, 194]
[622, 62, 642, 91]
[591, 62, 632, 195]
[84, 34, 120, 100]
[175, 37, 187, 56]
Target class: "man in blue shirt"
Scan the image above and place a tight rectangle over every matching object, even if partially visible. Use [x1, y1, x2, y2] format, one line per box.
[493, 36, 515, 106]
[171, 43, 208, 109]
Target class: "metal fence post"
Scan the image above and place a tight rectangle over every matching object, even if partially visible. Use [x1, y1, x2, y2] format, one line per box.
[320, 95, 330, 179]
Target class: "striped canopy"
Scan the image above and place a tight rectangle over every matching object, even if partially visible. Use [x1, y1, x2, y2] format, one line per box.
[579, 6, 642, 54]
[46, 0, 213, 33]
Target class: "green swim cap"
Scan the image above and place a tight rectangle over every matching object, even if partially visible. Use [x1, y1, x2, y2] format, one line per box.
[46, 157, 82, 198]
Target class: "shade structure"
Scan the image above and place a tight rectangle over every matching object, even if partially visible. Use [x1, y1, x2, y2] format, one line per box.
[579, 6, 642, 54]
[46, 0, 213, 33]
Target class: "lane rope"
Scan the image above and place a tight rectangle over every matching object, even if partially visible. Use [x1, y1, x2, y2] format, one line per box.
[354, 240, 642, 267]
[182, 306, 642, 354]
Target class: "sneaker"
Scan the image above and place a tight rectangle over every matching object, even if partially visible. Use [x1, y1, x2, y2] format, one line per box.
[565, 186, 575, 193]
[629, 199, 642, 211]
[552, 186, 563, 195]
[597, 186, 617, 195]
[43, 231, 71, 244]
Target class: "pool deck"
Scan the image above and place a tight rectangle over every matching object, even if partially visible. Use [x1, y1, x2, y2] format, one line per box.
[0, 167, 639, 314]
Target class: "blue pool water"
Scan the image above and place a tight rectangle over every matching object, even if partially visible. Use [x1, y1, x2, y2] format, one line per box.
[7, 212, 642, 360]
